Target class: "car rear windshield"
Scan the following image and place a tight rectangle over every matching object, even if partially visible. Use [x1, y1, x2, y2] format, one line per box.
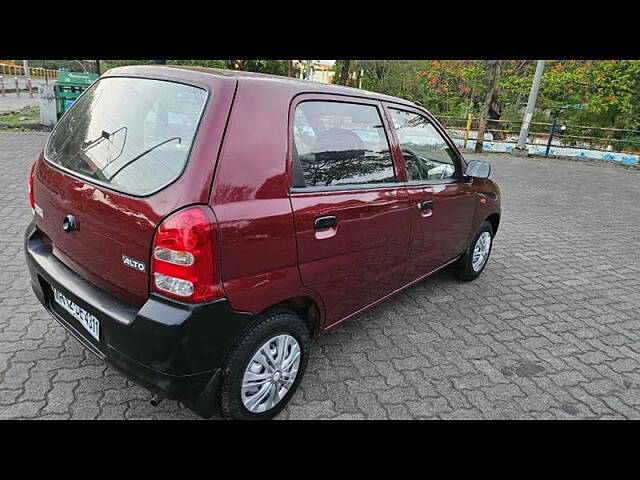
[44, 77, 208, 196]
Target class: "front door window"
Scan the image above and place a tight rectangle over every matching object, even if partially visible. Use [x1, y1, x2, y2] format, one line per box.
[389, 108, 459, 182]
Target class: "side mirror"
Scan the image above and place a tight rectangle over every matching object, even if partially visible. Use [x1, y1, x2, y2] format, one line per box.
[465, 160, 491, 179]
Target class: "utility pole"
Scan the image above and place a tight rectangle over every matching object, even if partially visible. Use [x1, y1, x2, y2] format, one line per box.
[545, 112, 559, 157]
[513, 60, 545, 156]
[23, 60, 32, 97]
[305, 60, 312, 80]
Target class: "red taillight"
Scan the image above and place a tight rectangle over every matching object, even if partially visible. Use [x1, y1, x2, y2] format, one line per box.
[151, 205, 223, 303]
[28, 161, 36, 214]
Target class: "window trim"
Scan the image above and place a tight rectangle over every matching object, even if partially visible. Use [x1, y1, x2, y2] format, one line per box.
[287, 93, 401, 193]
[42, 75, 211, 199]
[383, 103, 468, 186]
[290, 181, 407, 195]
[405, 177, 463, 186]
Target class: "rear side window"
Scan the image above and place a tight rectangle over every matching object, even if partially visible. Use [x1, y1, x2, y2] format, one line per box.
[45, 77, 207, 196]
[293, 101, 395, 188]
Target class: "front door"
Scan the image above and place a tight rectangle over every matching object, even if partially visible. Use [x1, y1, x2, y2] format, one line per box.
[384, 104, 476, 280]
[289, 96, 413, 327]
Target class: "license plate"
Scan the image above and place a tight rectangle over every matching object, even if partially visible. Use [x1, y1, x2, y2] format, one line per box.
[52, 287, 100, 341]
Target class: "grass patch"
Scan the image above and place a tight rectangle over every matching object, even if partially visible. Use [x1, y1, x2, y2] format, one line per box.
[0, 106, 40, 129]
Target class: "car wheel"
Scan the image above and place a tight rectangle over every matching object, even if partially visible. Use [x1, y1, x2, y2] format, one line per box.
[454, 220, 494, 282]
[219, 308, 311, 420]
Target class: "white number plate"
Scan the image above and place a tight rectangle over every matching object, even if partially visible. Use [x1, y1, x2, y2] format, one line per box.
[52, 287, 100, 341]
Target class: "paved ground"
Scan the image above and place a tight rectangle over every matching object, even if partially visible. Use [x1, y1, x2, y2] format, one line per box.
[0, 76, 51, 113]
[1, 131, 640, 420]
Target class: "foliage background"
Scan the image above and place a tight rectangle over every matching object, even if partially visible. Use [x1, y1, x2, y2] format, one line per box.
[24, 59, 640, 150]
[336, 60, 640, 131]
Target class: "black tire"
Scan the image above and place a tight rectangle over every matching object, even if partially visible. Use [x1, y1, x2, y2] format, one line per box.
[219, 307, 311, 420]
[454, 220, 494, 282]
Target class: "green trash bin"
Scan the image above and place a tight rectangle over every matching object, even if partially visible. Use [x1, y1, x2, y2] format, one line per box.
[54, 71, 99, 119]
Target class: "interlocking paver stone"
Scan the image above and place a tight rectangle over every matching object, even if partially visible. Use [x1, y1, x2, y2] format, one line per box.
[2, 131, 640, 419]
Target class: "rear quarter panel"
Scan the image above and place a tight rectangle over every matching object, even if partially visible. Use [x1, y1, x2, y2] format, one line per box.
[211, 78, 324, 320]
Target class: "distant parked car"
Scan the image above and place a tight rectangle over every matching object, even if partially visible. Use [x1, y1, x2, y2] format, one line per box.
[24, 65, 501, 419]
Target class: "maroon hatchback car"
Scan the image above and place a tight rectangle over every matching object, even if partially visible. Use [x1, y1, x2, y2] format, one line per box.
[24, 65, 500, 419]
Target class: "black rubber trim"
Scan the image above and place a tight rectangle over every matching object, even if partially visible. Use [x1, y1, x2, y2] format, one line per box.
[290, 181, 405, 194]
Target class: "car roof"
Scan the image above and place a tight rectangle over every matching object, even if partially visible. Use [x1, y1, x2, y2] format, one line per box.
[103, 65, 418, 108]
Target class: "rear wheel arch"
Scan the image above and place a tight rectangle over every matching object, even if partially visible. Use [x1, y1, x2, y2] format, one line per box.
[230, 296, 323, 340]
[271, 296, 322, 337]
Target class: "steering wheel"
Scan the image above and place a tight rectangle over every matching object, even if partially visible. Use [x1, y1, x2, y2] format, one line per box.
[401, 147, 424, 180]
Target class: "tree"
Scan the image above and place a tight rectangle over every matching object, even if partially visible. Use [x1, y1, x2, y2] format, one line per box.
[223, 60, 289, 76]
[169, 60, 225, 69]
[337, 60, 351, 86]
[475, 61, 501, 153]
[349, 60, 424, 100]
[75, 59, 640, 152]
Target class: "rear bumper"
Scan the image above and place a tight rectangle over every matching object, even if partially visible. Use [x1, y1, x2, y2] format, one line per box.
[24, 221, 254, 417]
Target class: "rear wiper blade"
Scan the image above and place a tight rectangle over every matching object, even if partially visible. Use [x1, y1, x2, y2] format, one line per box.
[81, 126, 127, 154]
[94, 128, 129, 176]
[107, 136, 182, 181]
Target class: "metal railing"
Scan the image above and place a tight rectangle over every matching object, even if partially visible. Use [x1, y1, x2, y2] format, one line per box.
[436, 115, 640, 155]
[0, 63, 57, 80]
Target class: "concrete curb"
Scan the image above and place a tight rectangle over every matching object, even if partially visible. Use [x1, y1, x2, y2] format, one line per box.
[469, 151, 640, 171]
[0, 123, 52, 132]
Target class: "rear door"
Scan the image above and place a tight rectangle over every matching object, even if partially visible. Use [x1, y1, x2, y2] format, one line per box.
[383, 104, 476, 279]
[32, 74, 230, 307]
[289, 95, 414, 327]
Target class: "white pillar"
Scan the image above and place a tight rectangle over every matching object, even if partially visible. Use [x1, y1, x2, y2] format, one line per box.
[39, 84, 57, 127]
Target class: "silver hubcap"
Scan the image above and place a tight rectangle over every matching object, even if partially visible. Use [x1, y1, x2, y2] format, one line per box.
[472, 231, 492, 272]
[241, 334, 301, 413]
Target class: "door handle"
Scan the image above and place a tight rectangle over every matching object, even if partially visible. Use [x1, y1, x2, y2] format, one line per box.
[314, 215, 337, 230]
[418, 199, 435, 210]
